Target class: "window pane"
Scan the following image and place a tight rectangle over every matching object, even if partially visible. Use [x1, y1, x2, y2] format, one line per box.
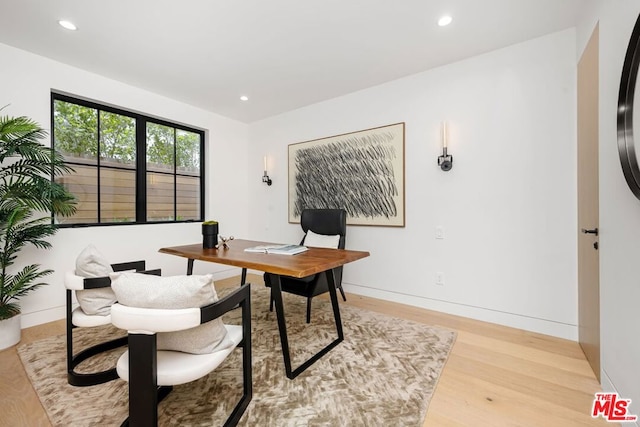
[100, 111, 136, 167]
[101, 168, 135, 223]
[55, 165, 98, 224]
[147, 173, 174, 221]
[53, 100, 98, 164]
[177, 175, 200, 221]
[52, 94, 204, 226]
[147, 123, 174, 172]
[176, 129, 200, 173]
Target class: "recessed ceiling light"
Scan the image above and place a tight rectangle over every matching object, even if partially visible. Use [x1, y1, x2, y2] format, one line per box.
[438, 15, 452, 27]
[240, 96, 249, 101]
[58, 20, 77, 31]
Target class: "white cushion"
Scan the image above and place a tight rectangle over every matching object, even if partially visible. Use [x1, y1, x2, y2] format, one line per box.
[116, 325, 242, 386]
[110, 272, 231, 355]
[74, 245, 116, 316]
[75, 244, 113, 277]
[303, 229, 340, 249]
[71, 307, 111, 328]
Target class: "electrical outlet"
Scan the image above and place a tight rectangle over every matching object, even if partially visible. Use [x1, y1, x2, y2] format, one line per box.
[435, 226, 444, 239]
[436, 272, 445, 286]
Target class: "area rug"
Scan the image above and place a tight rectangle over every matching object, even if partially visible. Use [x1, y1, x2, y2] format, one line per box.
[18, 284, 456, 426]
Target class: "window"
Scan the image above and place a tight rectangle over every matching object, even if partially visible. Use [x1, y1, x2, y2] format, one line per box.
[52, 93, 204, 226]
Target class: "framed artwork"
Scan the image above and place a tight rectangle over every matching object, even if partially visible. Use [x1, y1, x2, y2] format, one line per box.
[288, 122, 405, 227]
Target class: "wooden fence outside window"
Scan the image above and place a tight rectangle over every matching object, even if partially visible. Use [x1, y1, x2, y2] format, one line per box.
[56, 156, 200, 224]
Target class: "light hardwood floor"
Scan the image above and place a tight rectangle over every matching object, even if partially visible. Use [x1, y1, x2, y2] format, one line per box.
[0, 274, 612, 427]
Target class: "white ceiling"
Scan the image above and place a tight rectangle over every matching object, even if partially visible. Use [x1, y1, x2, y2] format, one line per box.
[0, 0, 586, 123]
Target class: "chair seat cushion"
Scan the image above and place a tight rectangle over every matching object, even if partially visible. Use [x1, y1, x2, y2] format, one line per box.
[111, 272, 231, 355]
[74, 245, 116, 316]
[116, 325, 243, 386]
[71, 306, 112, 327]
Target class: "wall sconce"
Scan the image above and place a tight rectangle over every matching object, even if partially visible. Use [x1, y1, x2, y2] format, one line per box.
[437, 121, 453, 171]
[262, 156, 272, 186]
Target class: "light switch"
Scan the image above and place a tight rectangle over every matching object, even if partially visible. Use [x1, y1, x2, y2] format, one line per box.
[435, 226, 444, 239]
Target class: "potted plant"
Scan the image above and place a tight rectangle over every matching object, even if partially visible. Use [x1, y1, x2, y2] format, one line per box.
[202, 220, 219, 249]
[0, 112, 76, 349]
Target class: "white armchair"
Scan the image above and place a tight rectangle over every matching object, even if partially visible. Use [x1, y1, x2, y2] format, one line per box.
[64, 260, 160, 386]
[110, 278, 252, 427]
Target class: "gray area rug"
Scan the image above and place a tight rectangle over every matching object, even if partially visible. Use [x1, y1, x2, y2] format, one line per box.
[18, 284, 456, 426]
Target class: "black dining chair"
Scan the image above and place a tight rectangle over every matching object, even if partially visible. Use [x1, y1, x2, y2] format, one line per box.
[264, 208, 347, 323]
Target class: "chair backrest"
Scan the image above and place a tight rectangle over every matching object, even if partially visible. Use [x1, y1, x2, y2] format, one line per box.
[300, 209, 347, 249]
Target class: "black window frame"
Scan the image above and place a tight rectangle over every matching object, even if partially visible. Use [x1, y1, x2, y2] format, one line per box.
[51, 92, 205, 227]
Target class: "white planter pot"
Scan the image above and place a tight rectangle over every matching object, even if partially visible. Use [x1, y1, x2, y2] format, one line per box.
[0, 314, 21, 350]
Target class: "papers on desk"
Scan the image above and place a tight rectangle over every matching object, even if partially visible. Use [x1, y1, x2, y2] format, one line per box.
[244, 244, 308, 255]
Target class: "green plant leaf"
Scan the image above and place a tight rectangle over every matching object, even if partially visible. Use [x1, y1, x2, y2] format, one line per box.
[0, 112, 77, 313]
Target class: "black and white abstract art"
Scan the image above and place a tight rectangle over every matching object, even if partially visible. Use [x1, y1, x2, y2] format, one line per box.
[288, 123, 405, 226]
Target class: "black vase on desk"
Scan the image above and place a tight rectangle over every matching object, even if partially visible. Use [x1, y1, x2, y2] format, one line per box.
[202, 222, 219, 249]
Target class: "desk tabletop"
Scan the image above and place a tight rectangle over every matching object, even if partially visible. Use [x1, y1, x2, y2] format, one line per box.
[159, 239, 370, 278]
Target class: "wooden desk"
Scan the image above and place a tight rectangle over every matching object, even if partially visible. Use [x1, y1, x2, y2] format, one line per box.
[159, 239, 370, 379]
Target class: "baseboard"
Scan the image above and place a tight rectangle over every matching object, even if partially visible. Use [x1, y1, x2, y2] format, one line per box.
[601, 369, 616, 393]
[343, 282, 578, 340]
[600, 370, 639, 426]
[21, 306, 67, 329]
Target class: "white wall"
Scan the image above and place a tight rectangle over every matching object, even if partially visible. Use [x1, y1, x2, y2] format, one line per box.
[0, 42, 251, 328]
[248, 30, 578, 339]
[5, 5, 637, 409]
[577, 0, 640, 420]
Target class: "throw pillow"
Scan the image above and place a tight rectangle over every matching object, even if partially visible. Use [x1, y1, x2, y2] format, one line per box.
[74, 245, 116, 316]
[303, 229, 340, 249]
[110, 272, 232, 355]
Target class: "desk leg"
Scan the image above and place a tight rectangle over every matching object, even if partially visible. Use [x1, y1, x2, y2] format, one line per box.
[241, 268, 247, 285]
[326, 268, 344, 341]
[267, 271, 344, 379]
[268, 274, 293, 376]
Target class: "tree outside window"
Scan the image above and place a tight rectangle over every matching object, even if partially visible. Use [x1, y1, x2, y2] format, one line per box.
[52, 95, 203, 225]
